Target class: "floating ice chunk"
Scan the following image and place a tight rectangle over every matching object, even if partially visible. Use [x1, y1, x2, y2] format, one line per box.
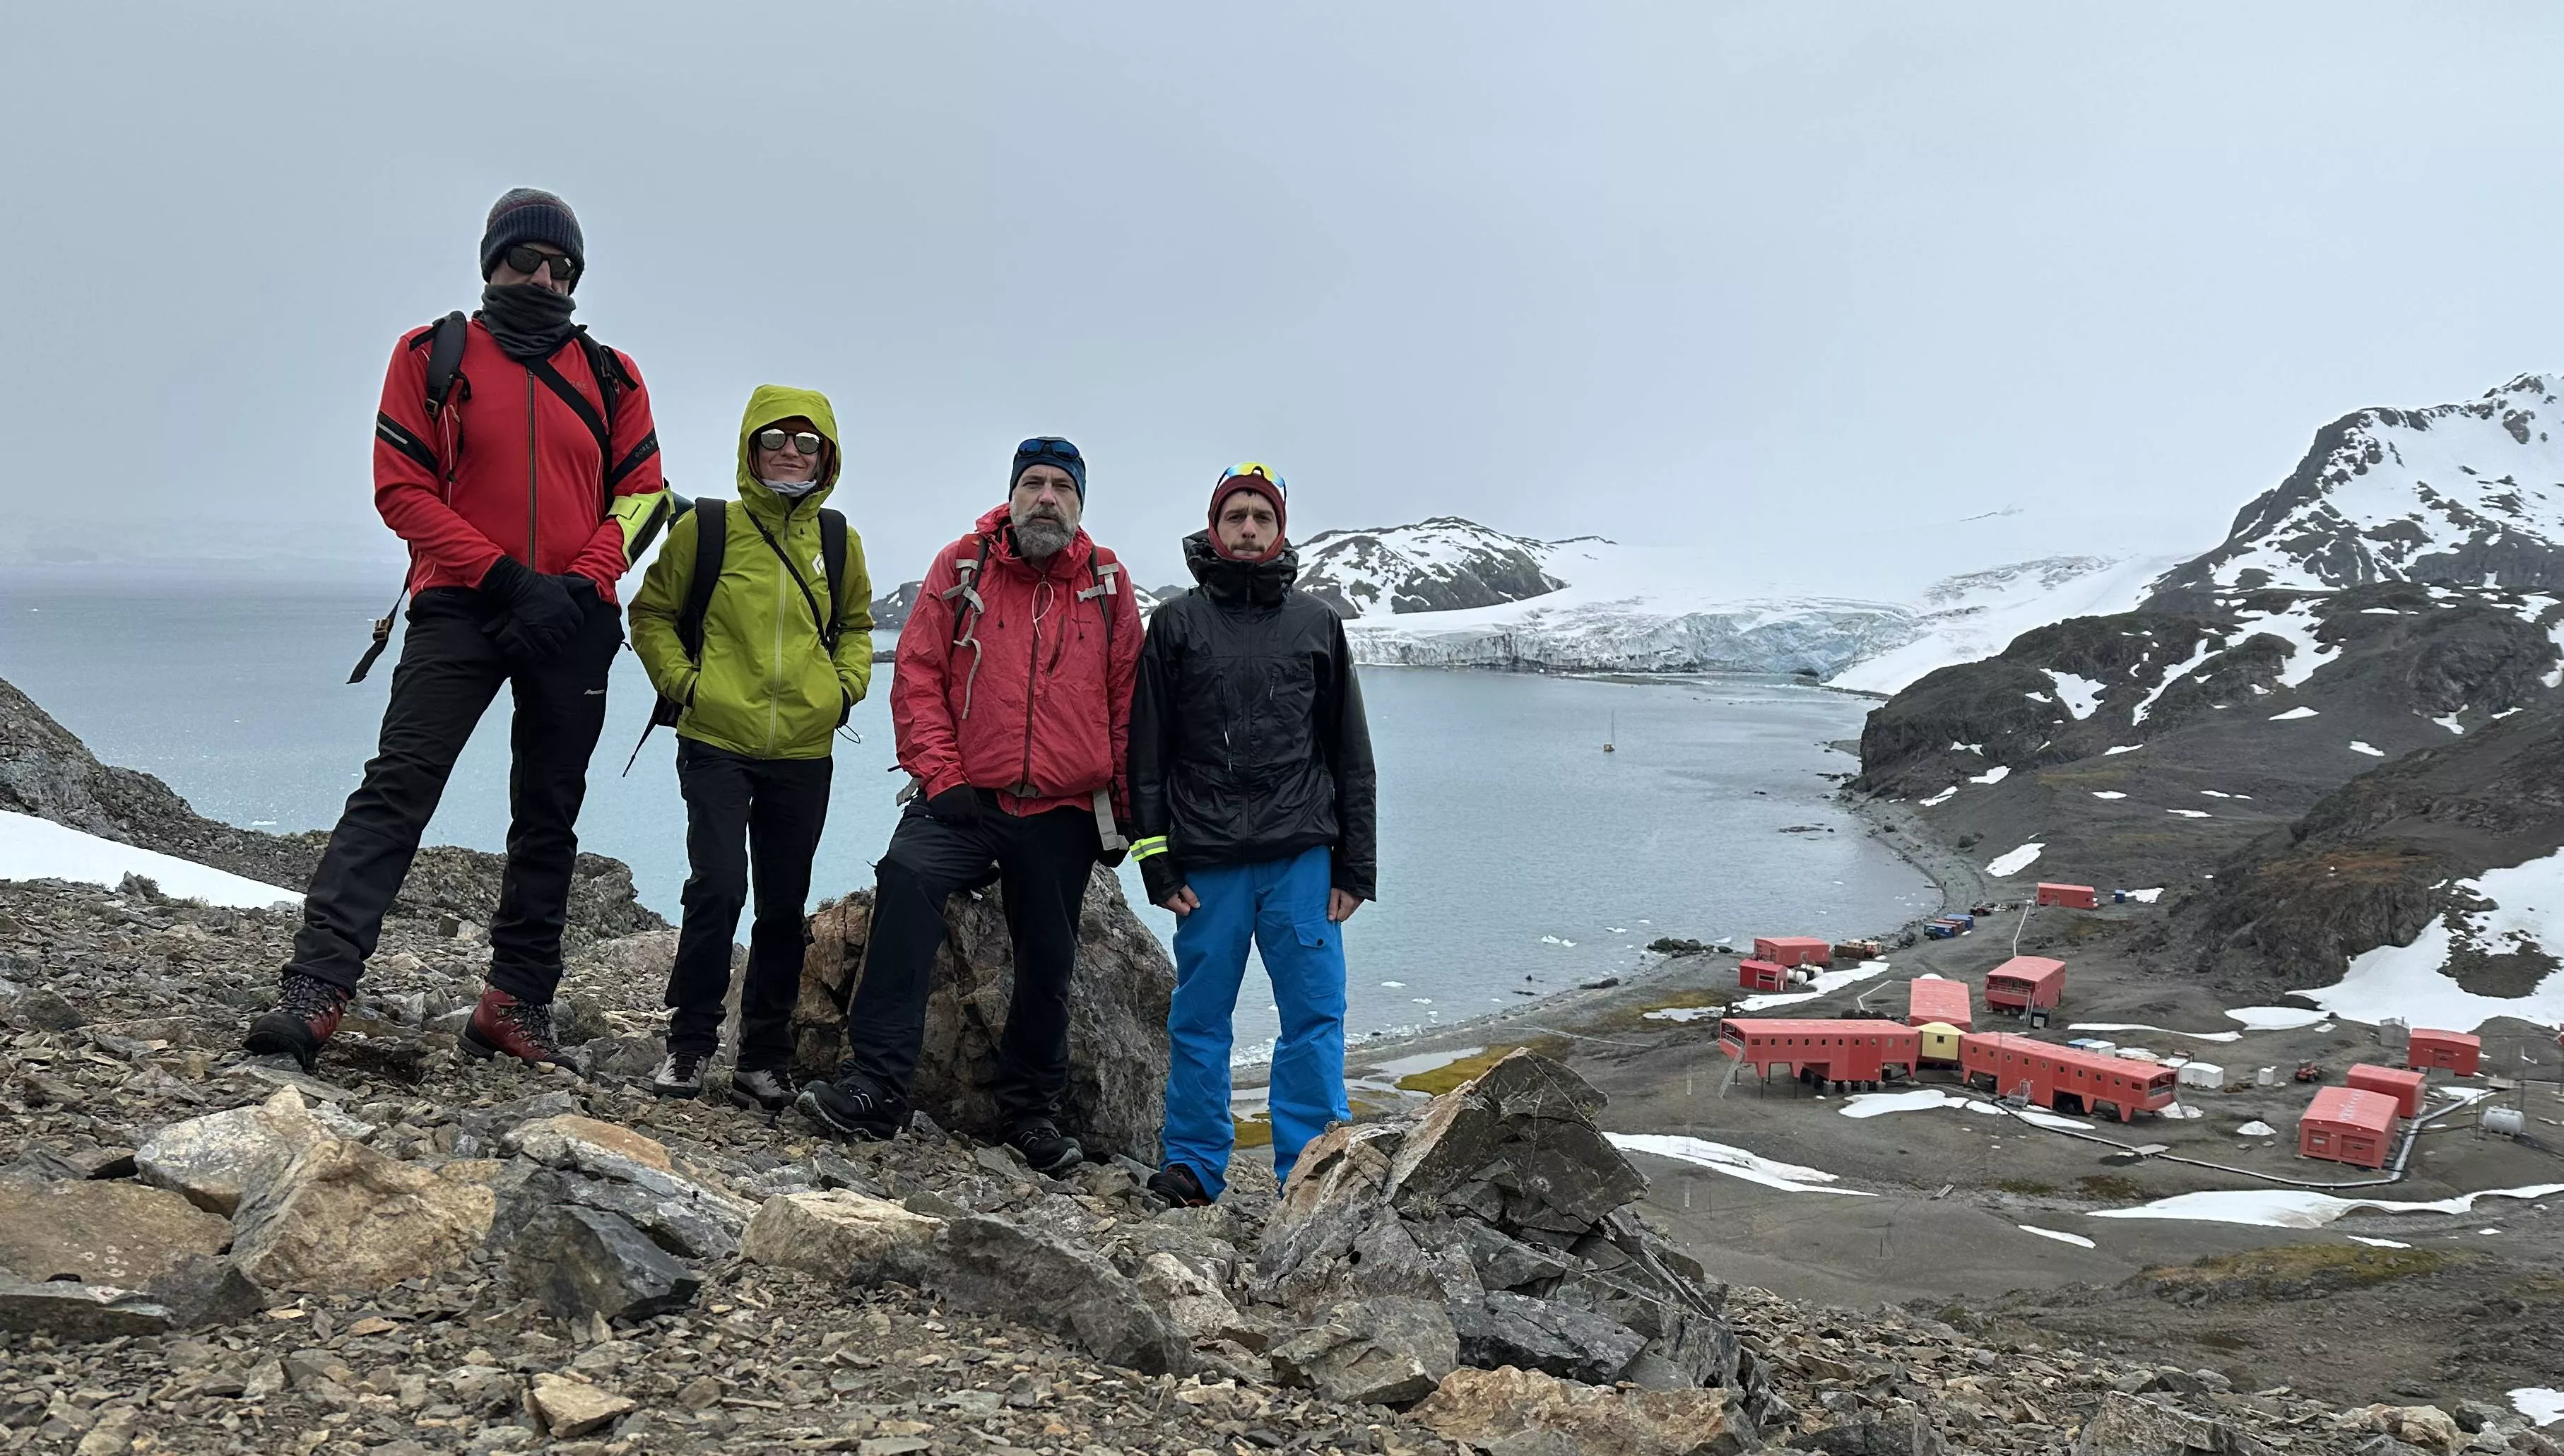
[2269, 706, 2320, 721]
[1539, 935, 1576, 947]
[1986, 842, 2044, 877]
[2018, 1225, 2096, 1248]
[1607, 1133, 1872, 1196]
[2349, 741, 2385, 757]
[1381, 981, 1406, 988]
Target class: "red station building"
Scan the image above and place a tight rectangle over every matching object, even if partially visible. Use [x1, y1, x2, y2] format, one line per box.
[1753, 937, 1833, 969]
[2299, 1086, 2398, 1168]
[1718, 1019, 1922, 1089]
[1906, 976, 1974, 1031]
[1985, 957, 2067, 1014]
[1956, 1032, 2178, 1123]
[2345, 1063, 2428, 1118]
[2406, 1029, 2481, 1077]
[2036, 882, 2099, 910]
[1737, 959, 1789, 993]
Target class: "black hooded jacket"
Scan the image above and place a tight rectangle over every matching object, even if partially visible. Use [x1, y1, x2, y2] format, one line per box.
[1129, 533, 1377, 899]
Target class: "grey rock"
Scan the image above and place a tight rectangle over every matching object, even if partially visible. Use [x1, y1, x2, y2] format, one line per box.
[2356, 1441, 2438, 1456]
[2455, 1404, 2513, 1436]
[918, 1214, 1190, 1375]
[137, 1086, 365, 1215]
[1451, 1290, 1647, 1385]
[2074, 1392, 2274, 1456]
[0, 1274, 172, 1339]
[8, 986, 88, 1031]
[0, 1176, 230, 1284]
[143, 1253, 266, 1328]
[509, 1205, 701, 1323]
[1270, 1296, 1458, 1407]
[1788, 1409, 1945, 1456]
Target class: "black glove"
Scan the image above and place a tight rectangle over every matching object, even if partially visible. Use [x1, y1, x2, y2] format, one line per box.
[1097, 839, 1128, 870]
[481, 557, 584, 661]
[1139, 854, 1186, 906]
[923, 786, 983, 826]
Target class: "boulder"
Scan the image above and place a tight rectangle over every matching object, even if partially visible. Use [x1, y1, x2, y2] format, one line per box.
[0, 1274, 171, 1340]
[1269, 1297, 1458, 1407]
[1412, 1365, 1751, 1456]
[508, 1206, 699, 1324]
[499, 1115, 755, 1256]
[1788, 1409, 1946, 1456]
[1135, 1251, 1260, 1347]
[141, 1253, 266, 1329]
[740, 1190, 943, 1282]
[2349, 1407, 2466, 1456]
[2074, 1392, 2274, 1456]
[136, 1087, 365, 1215]
[791, 872, 1174, 1161]
[504, 1114, 674, 1171]
[526, 1373, 636, 1439]
[918, 1214, 1191, 1375]
[1451, 1289, 1647, 1385]
[228, 1140, 495, 1294]
[0, 1178, 230, 1284]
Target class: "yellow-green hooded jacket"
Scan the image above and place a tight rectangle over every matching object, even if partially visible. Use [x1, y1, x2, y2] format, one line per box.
[630, 386, 873, 759]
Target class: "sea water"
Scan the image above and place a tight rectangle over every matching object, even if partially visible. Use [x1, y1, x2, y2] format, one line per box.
[1, 579, 1934, 1053]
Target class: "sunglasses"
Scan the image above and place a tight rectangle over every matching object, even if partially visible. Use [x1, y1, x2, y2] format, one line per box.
[1017, 437, 1082, 463]
[1219, 461, 1287, 496]
[502, 244, 580, 283]
[756, 428, 825, 456]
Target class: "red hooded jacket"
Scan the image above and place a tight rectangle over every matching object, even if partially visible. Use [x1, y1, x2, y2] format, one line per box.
[892, 504, 1144, 817]
[371, 316, 666, 602]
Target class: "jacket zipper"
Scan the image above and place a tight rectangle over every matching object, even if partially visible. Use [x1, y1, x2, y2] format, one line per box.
[1018, 574, 1050, 795]
[524, 368, 538, 562]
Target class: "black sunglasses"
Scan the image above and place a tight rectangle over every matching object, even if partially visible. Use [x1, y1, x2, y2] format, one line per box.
[502, 244, 580, 283]
[756, 429, 825, 456]
[1017, 437, 1082, 462]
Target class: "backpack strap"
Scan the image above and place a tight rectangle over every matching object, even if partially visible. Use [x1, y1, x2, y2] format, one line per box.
[353, 313, 470, 684]
[1078, 552, 1123, 663]
[423, 312, 471, 418]
[939, 536, 996, 721]
[818, 508, 850, 654]
[676, 499, 728, 663]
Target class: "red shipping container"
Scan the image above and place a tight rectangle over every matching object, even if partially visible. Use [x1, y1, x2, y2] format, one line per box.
[1753, 936, 1833, 969]
[2299, 1086, 2396, 1168]
[1718, 1019, 1922, 1086]
[2406, 1029, 2481, 1077]
[2345, 1063, 2428, 1118]
[1985, 956, 2066, 1013]
[1906, 976, 1973, 1031]
[1738, 959, 1788, 993]
[1956, 1032, 2178, 1123]
[2036, 882, 2100, 910]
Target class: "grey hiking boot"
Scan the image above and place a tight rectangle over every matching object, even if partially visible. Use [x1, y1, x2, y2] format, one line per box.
[649, 1050, 707, 1099]
[730, 1067, 793, 1112]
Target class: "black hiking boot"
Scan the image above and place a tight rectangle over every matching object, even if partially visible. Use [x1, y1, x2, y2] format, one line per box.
[460, 988, 570, 1067]
[1147, 1162, 1215, 1208]
[243, 971, 351, 1071]
[796, 1070, 906, 1141]
[1001, 1115, 1084, 1176]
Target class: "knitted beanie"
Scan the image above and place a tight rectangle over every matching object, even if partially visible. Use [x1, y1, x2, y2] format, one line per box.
[1011, 437, 1088, 501]
[479, 188, 585, 287]
[1208, 462, 1288, 561]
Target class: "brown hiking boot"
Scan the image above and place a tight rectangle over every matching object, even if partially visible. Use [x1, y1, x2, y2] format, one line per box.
[461, 988, 569, 1067]
[243, 971, 351, 1071]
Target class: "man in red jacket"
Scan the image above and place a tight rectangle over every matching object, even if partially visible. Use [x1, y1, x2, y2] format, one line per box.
[246, 188, 668, 1072]
[796, 438, 1142, 1172]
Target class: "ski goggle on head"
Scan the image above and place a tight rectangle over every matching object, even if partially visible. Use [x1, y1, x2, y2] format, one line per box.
[1017, 437, 1084, 466]
[1217, 461, 1287, 498]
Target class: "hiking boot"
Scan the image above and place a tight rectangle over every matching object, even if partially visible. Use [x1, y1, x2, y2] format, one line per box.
[1146, 1162, 1215, 1209]
[243, 971, 351, 1071]
[731, 1067, 794, 1113]
[1001, 1116, 1084, 1176]
[649, 1050, 707, 1099]
[796, 1070, 906, 1141]
[460, 988, 569, 1067]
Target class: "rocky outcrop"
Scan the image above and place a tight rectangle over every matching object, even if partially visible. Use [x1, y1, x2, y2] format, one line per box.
[1412, 1365, 1751, 1456]
[227, 1139, 496, 1293]
[0, 1177, 230, 1285]
[792, 872, 1174, 1161]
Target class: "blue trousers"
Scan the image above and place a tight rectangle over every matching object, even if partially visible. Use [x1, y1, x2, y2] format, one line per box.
[1162, 846, 1349, 1200]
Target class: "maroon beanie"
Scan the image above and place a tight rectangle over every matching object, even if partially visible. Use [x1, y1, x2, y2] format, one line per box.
[1208, 462, 1288, 562]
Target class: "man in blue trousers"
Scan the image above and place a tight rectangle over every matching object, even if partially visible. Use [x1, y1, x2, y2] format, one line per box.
[1128, 463, 1377, 1207]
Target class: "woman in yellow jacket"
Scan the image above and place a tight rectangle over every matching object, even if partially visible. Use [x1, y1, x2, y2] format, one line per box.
[630, 385, 871, 1108]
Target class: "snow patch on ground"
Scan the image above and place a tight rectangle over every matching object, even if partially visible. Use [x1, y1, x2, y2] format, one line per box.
[2017, 1225, 2096, 1249]
[2132, 637, 2226, 726]
[0, 810, 299, 908]
[1838, 1089, 1956, 1119]
[1735, 959, 1896, 1012]
[2269, 706, 2321, 721]
[2044, 670, 2106, 721]
[2233, 599, 2339, 689]
[2433, 712, 2467, 735]
[2126, 887, 2164, 904]
[1643, 1007, 1719, 1023]
[2291, 847, 2564, 1029]
[2512, 1390, 2564, 1428]
[1986, 842, 2045, 877]
[2091, 791, 2127, 800]
[2069, 1022, 2243, 1043]
[1608, 1133, 1873, 1197]
[2235, 1121, 2278, 1137]
[2103, 744, 2144, 756]
[2090, 1183, 2564, 1229]
[1968, 764, 2011, 786]
[1919, 786, 1958, 807]
[2347, 1235, 2410, 1248]
[2168, 808, 2214, 818]
[1830, 555, 2182, 695]
[2350, 740, 2386, 757]
[2226, 1006, 2329, 1030]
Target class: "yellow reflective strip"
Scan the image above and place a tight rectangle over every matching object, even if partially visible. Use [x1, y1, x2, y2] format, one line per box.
[1130, 836, 1170, 860]
[613, 488, 672, 559]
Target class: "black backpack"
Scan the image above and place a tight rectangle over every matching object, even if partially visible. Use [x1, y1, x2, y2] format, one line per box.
[620, 496, 854, 774]
[351, 312, 668, 681]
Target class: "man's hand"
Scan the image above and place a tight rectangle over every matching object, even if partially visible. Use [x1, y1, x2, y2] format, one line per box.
[1141, 855, 1193, 916]
[1159, 887, 1200, 918]
[1328, 889, 1364, 923]
[923, 786, 983, 826]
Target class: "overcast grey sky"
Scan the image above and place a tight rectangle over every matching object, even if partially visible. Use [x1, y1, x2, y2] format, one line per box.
[4, 3, 2559, 595]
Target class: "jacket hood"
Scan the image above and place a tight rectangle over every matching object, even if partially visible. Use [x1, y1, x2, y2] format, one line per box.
[1184, 530, 1297, 604]
[736, 384, 841, 512]
[975, 502, 1094, 577]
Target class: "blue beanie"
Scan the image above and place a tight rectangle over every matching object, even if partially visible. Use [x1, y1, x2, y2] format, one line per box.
[1011, 437, 1087, 500]
[480, 188, 585, 288]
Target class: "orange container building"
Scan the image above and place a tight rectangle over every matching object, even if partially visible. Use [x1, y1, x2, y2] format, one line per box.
[2036, 882, 2099, 910]
[1753, 937, 1833, 969]
[1956, 1032, 2178, 1123]
[2406, 1029, 2481, 1077]
[1906, 976, 1974, 1031]
[1985, 957, 2066, 1014]
[1718, 1019, 1922, 1087]
[2299, 1086, 2397, 1168]
[1737, 959, 1788, 993]
[2345, 1063, 2428, 1118]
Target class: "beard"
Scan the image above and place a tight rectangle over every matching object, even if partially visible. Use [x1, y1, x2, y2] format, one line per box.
[1014, 510, 1074, 560]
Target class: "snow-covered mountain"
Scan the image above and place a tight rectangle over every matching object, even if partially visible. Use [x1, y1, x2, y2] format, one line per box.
[1294, 517, 1573, 618]
[1826, 555, 2182, 695]
[2146, 372, 2564, 610]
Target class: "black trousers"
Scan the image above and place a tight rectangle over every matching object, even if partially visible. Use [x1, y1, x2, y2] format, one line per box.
[665, 738, 832, 1068]
[290, 586, 621, 1002]
[841, 799, 1100, 1123]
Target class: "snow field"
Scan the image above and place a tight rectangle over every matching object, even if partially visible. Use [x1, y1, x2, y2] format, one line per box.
[0, 810, 298, 908]
[2291, 846, 2564, 1029]
[1985, 842, 2045, 877]
[1607, 1133, 1872, 1197]
[2090, 1183, 2564, 1229]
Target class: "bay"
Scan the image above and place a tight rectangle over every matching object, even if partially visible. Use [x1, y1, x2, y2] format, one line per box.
[0, 579, 1932, 1054]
